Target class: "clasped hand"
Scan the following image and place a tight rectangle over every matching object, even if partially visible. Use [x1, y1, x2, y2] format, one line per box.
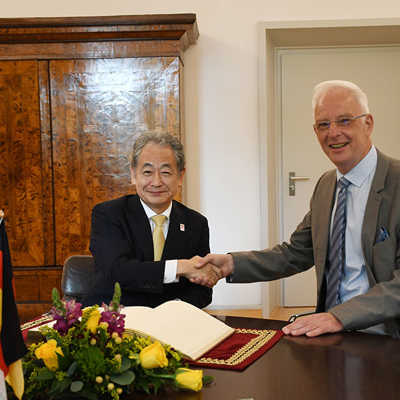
[177, 256, 219, 287]
[181, 253, 234, 287]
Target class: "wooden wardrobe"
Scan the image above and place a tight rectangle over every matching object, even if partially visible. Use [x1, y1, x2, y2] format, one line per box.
[0, 14, 198, 321]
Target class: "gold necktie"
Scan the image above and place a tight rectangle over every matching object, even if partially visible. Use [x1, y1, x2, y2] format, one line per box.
[151, 215, 167, 261]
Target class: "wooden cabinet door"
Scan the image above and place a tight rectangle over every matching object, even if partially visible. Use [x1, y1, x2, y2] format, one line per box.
[0, 60, 54, 266]
[49, 57, 182, 265]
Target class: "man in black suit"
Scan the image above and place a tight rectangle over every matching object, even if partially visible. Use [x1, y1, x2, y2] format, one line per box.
[85, 133, 218, 308]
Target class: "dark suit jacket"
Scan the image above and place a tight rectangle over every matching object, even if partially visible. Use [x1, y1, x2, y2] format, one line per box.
[85, 194, 212, 308]
[231, 149, 400, 338]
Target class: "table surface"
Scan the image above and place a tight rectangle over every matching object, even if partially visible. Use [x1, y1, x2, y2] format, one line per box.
[27, 316, 400, 400]
[132, 316, 400, 400]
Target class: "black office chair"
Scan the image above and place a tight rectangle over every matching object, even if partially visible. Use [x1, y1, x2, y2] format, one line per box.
[61, 255, 95, 303]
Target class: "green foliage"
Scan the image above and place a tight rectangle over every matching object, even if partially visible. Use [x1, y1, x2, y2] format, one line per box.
[51, 288, 66, 314]
[202, 375, 215, 385]
[73, 346, 107, 379]
[70, 381, 84, 392]
[110, 371, 135, 386]
[110, 282, 122, 312]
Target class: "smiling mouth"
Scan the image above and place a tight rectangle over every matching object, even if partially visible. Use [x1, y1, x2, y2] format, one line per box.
[329, 143, 347, 149]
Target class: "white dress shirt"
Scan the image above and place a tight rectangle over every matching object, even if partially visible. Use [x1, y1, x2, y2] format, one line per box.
[140, 199, 178, 284]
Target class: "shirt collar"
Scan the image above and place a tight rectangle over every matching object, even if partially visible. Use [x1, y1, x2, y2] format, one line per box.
[140, 198, 172, 220]
[337, 145, 377, 188]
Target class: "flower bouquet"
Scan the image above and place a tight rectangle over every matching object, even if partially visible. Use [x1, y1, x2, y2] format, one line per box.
[12, 283, 212, 399]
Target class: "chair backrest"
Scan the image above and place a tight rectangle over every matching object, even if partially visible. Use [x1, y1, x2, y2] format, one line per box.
[61, 255, 95, 302]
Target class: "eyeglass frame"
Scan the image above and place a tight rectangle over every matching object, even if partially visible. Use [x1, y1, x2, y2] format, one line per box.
[313, 113, 369, 133]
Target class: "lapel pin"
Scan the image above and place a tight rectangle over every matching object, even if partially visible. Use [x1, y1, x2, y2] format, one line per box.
[180, 223, 185, 232]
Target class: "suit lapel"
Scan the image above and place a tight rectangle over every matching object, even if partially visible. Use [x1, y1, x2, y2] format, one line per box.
[163, 202, 187, 259]
[313, 170, 337, 290]
[361, 150, 388, 279]
[126, 195, 154, 261]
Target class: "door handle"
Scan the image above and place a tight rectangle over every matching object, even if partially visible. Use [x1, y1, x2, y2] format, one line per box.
[289, 172, 310, 196]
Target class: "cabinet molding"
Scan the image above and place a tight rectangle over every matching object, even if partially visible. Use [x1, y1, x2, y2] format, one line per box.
[0, 14, 199, 59]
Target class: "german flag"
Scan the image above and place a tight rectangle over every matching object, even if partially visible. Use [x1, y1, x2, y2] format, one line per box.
[0, 214, 27, 399]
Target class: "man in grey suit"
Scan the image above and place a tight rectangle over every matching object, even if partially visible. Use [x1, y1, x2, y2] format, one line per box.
[194, 80, 400, 338]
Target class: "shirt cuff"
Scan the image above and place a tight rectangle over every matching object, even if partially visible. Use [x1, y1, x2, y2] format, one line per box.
[164, 259, 179, 283]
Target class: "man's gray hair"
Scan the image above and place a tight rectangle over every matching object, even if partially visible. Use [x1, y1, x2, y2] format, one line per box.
[131, 132, 185, 172]
[312, 80, 370, 114]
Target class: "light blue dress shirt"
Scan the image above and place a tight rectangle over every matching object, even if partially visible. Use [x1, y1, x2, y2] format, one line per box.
[332, 146, 385, 334]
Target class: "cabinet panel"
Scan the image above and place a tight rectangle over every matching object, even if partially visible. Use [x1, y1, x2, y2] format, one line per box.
[14, 267, 62, 322]
[49, 57, 182, 264]
[0, 60, 53, 266]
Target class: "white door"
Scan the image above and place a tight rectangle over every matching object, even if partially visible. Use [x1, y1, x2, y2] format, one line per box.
[279, 46, 400, 306]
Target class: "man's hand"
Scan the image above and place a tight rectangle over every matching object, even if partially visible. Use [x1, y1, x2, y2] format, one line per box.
[189, 253, 234, 286]
[282, 312, 343, 337]
[177, 256, 221, 287]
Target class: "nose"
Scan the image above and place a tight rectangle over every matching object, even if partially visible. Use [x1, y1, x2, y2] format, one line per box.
[327, 121, 341, 136]
[151, 171, 162, 186]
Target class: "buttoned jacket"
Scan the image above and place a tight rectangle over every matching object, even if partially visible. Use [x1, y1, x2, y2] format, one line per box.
[86, 194, 212, 308]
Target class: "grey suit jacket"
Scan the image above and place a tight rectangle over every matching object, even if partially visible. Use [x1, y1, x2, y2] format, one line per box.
[231, 150, 400, 338]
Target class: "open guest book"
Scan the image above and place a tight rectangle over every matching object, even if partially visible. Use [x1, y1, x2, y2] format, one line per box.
[123, 300, 235, 360]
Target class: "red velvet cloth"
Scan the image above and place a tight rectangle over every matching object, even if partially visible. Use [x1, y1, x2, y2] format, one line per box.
[21, 314, 53, 341]
[189, 328, 283, 371]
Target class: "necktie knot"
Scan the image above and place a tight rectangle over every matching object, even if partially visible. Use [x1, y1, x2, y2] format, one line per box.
[338, 176, 351, 190]
[152, 215, 167, 227]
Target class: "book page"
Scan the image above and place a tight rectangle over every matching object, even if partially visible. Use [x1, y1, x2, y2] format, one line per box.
[124, 300, 234, 360]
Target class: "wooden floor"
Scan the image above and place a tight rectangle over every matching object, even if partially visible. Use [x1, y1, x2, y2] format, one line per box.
[207, 306, 314, 321]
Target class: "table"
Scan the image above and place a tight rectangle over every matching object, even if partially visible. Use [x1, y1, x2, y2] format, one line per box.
[134, 316, 400, 400]
[27, 316, 400, 400]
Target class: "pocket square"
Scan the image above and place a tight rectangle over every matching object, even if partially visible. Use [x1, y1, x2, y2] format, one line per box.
[376, 227, 389, 243]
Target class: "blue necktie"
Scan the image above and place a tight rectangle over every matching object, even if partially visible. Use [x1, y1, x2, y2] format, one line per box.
[325, 177, 351, 310]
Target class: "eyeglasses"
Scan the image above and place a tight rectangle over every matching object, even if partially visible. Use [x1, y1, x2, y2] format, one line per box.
[314, 113, 368, 133]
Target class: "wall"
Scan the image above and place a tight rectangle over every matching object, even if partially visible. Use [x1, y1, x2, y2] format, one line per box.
[4, 0, 400, 308]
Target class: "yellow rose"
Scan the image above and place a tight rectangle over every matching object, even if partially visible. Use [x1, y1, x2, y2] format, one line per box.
[35, 339, 63, 371]
[139, 341, 168, 369]
[175, 368, 203, 392]
[86, 309, 101, 334]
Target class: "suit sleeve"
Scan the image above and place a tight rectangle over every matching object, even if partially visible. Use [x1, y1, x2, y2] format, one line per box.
[174, 216, 212, 308]
[90, 203, 165, 294]
[231, 210, 315, 283]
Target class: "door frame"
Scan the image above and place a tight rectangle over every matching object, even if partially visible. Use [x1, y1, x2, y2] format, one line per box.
[258, 18, 400, 317]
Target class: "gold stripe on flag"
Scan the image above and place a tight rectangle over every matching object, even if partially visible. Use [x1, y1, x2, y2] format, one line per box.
[6, 359, 24, 400]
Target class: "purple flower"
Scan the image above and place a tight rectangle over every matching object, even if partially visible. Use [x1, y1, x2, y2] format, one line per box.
[50, 299, 82, 335]
[52, 317, 69, 335]
[65, 300, 82, 327]
[100, 303, 125, 336]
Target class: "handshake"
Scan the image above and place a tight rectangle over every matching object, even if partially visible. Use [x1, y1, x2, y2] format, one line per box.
[177, 254, 234, 287]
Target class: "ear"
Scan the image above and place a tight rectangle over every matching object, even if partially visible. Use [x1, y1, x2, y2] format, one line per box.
[364, 113, 374, 137]
[178, 168, 186, 186]
[365, 113, 374, 128]
[130, 167, 136, 185]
